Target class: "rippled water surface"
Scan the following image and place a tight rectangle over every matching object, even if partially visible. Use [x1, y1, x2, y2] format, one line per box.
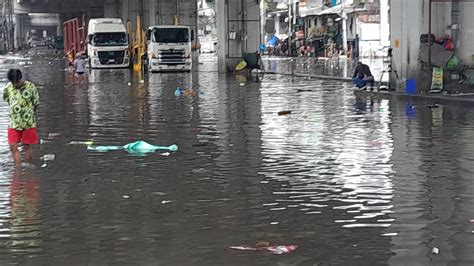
[0, 53, 473, 265]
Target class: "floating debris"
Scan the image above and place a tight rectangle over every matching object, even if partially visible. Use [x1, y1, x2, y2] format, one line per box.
[230, 243, 298, 255]
[48, 132, 62, 139]
[69, 140, 95, 145]
[41, 154, 55, 161]
[278, 110, 292, 116]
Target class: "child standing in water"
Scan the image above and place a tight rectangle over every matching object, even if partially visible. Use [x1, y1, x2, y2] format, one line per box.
[3, 69, 40, 167]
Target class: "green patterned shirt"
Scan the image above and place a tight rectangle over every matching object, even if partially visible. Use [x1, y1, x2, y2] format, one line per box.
[3, 81, 39, 130]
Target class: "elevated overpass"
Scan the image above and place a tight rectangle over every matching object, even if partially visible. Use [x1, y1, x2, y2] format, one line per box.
[10, 0, 261, 72]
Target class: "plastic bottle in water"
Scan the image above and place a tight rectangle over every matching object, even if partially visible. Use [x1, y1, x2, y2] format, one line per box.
[41, 154, 55, 161]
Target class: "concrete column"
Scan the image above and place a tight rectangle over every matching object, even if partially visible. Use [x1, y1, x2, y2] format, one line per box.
[122, 0, 130, 23]
[390, 0, 425, 84]
[380, 0, 390, 47]
[149, 0, 156, 26]
[57, 25, 63, 37]
[13, 14, 23, 49]
[217, 0, 261, 73]
[216, 0, 228, 73]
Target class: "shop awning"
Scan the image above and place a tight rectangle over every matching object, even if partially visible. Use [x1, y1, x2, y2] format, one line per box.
[303, 4, 354, 16]
[299, 6, 323, 17]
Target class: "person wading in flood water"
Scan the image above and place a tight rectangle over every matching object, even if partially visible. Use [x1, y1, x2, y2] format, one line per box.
[3, 69, 40, 167]
[73, 53, 88, 84]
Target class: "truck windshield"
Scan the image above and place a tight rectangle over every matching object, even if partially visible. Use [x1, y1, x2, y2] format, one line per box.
[92, 33, 127, 46]
[153, 28, 189, 43]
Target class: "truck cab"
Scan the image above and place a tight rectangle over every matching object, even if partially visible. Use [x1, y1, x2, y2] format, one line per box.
[147, 26, 193, 72]
[87, 18, 130, 68]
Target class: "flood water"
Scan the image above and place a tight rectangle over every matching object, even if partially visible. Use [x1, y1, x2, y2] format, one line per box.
[0, 53, 474, 265]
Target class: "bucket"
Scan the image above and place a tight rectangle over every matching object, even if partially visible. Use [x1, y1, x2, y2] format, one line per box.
[406, 79, 417, 95]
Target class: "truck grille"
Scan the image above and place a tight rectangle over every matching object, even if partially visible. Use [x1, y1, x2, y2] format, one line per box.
[158, 49, 186, 65]
[98, 51, 125, 65]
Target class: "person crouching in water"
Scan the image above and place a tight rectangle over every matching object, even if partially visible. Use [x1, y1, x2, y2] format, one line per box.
[352, 62, 374, 90]
[3, 69, 40, 167]
[73, 53, 87, 84]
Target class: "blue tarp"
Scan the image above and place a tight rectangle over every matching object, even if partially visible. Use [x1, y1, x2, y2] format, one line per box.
[267, 35, 279, 47]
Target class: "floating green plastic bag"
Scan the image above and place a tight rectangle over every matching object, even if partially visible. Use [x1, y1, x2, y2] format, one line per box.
[87, 140, 178, 154]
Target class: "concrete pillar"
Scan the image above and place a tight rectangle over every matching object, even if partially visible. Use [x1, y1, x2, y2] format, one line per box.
[149, 0, 156, 26]
[390, 0, 425, 85]
[216, 0, 228, 73]
[104, 0, 121, 18]
[57, 25, 63, 37]
[216, 0, 261, 73]
[380, 0, 390, 47]
[122, 0, 130, 23]
[13, 14, 23, 49]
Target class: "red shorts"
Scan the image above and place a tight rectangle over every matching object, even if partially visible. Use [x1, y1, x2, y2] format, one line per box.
[8, 128, 39, 145]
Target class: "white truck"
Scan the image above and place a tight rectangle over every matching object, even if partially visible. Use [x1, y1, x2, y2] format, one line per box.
[146, 25, 193, 72]
[87, 18, 130, 68]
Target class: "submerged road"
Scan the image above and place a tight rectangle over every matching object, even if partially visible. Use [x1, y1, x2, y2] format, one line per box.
[0, 52, 473, 265]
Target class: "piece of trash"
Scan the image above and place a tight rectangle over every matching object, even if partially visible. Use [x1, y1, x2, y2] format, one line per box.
[22, 162, 38, 169]
[469, 219, 474, 223]
[122, 195, 130, 199]
[88, 140, 178, 154]
[128, 82, 132, 86]
[432, 247, 439, 255]
[40, 139, 52, 144]
[160, 152, 171, 156]
[278, 111, 292, 116]
[48, 133, 62, 139]
[139, 80, 145, 84]
[183, 89, 197, 97]
[41, 163, 47, 168]
[175, 87, 183, 97]
[41, 154, 55, 161]
[161, 200, 172, 204]
[69, 140, 95, 145]
[229, 244, 298, 255]
[239, 83, 245, 87]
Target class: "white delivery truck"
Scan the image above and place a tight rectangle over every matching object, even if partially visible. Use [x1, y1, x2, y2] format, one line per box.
[87, 18, 130, 68]
[146, 25, 193, 72]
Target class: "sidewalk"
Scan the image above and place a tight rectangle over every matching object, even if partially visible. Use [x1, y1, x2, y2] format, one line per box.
[262, 56, 474, 106]
[262, 56, 388, 82]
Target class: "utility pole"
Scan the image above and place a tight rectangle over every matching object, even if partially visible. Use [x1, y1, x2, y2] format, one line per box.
[341, 0, 348, 55]
[288, 0, 292, 56]
[260, 0, 265, 45]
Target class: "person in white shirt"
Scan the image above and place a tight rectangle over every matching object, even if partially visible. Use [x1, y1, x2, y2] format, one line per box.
[73, 53, 88, 84]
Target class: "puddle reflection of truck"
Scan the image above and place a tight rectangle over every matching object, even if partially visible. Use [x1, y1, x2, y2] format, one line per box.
[63, 17, 130, 68]
[146, 26, 194, 72]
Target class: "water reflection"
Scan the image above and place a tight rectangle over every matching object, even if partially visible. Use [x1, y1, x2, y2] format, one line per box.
[0, 169, 41, 257]
[0, 53, 473, 264]
[259, 80, 394, 230]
